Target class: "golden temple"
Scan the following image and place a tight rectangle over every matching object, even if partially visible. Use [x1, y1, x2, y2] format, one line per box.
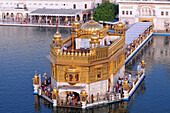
[32, 11, 151, 108]
[47, 11, 126, 104]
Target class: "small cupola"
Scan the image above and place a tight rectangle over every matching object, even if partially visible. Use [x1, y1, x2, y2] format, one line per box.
[90, 32, 100, 49]
[53, 28, 63, 52]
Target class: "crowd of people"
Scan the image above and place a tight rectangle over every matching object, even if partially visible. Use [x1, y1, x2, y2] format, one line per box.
[41, 75, 52, 99]
[64, 92, 80, 106]
[39, 72, 139, 106]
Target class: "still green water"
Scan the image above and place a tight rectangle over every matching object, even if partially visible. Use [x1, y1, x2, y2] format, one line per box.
[0, 26, 169, 113]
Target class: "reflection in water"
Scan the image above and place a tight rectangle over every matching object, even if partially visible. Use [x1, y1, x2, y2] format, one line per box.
[34, 95, 40, 112]
[34, 95, 53, 112]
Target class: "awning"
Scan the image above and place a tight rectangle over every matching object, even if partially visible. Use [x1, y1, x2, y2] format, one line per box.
[125, 22, 153, 45]
[30, 9, 82, 16]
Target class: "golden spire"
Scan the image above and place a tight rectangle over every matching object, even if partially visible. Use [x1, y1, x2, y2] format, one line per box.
[53, 27, 62, 39]
[91, 11, 93, 21]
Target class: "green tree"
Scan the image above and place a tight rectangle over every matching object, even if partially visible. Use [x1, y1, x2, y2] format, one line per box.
[94, 2, 119, 22]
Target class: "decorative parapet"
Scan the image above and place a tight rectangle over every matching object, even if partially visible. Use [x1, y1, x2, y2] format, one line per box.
[50, 37, 124, 64]
[75, 28, 107, 39]
[50, 45, 91, 64]
[108, 37, 125, 57]
[89, 47, 108, 61]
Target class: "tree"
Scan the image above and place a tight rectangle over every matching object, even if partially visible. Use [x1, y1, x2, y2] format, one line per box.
[94, 2, 119, 22]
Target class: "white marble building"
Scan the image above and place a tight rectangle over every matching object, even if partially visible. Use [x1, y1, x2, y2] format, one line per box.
[0, 0, 102, 22]
[117, 0, 170, 31]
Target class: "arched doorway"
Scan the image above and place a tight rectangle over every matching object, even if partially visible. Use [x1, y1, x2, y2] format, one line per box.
[142, 20, 150, 22]
[76, 15, 80, 21]
[6, 12, 10, 19]
[16, 13, 23, 21]
[73, 92, 80, 101]
[83, 14, 86, 22]
[65, 91, 80, 101]
[2, 12, 5, 19]
[11, 13, 14, 21]
[139, 18, 153, 22]
[24, 13, 29, 19]
[59, 91, 80, 106]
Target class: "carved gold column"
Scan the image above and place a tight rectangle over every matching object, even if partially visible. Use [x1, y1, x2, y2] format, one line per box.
[53, 63, 56, 79]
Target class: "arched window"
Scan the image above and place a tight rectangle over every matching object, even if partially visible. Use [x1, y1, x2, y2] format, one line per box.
[76, 74, 79, 81]
[139, 10, 141, 16]
[153, 10, 155, 16]
[73, 4, 76, 9]
[85, 4, 87, 9]
[97, 73, 101, 80]
[69, 75, 73, 81]
[149, 10, 151, 16]
[65, 74, 68, 81]
[96, 68, 102, 80]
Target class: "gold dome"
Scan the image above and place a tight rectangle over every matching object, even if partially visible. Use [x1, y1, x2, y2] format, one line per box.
[81, 20, 103, 32]
[73, 20, 80, 26]
[117, 21, 124, 27]
[105, 24, 109, 29]
[81, 11, 103, 33]
[91, 32, 99, 40]
[53, 29, 62, 40]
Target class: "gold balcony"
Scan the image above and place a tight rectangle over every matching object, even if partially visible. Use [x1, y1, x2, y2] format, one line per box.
[65, 66, 80, 85]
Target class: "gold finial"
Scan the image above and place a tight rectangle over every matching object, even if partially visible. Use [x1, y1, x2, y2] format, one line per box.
[91, 11, 93, 20]
[54, 27, 62, 39]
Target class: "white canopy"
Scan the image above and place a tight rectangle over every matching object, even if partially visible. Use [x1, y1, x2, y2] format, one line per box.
[30, 9, 82, 16]
[125, 22, 153, 45]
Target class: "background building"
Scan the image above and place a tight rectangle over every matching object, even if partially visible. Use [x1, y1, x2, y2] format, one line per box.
[117, 0, 170, 31]
[0, 0, 103, 23]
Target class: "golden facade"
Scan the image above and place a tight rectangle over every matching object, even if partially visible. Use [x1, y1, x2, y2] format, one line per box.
[48, 12, 125, 88]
